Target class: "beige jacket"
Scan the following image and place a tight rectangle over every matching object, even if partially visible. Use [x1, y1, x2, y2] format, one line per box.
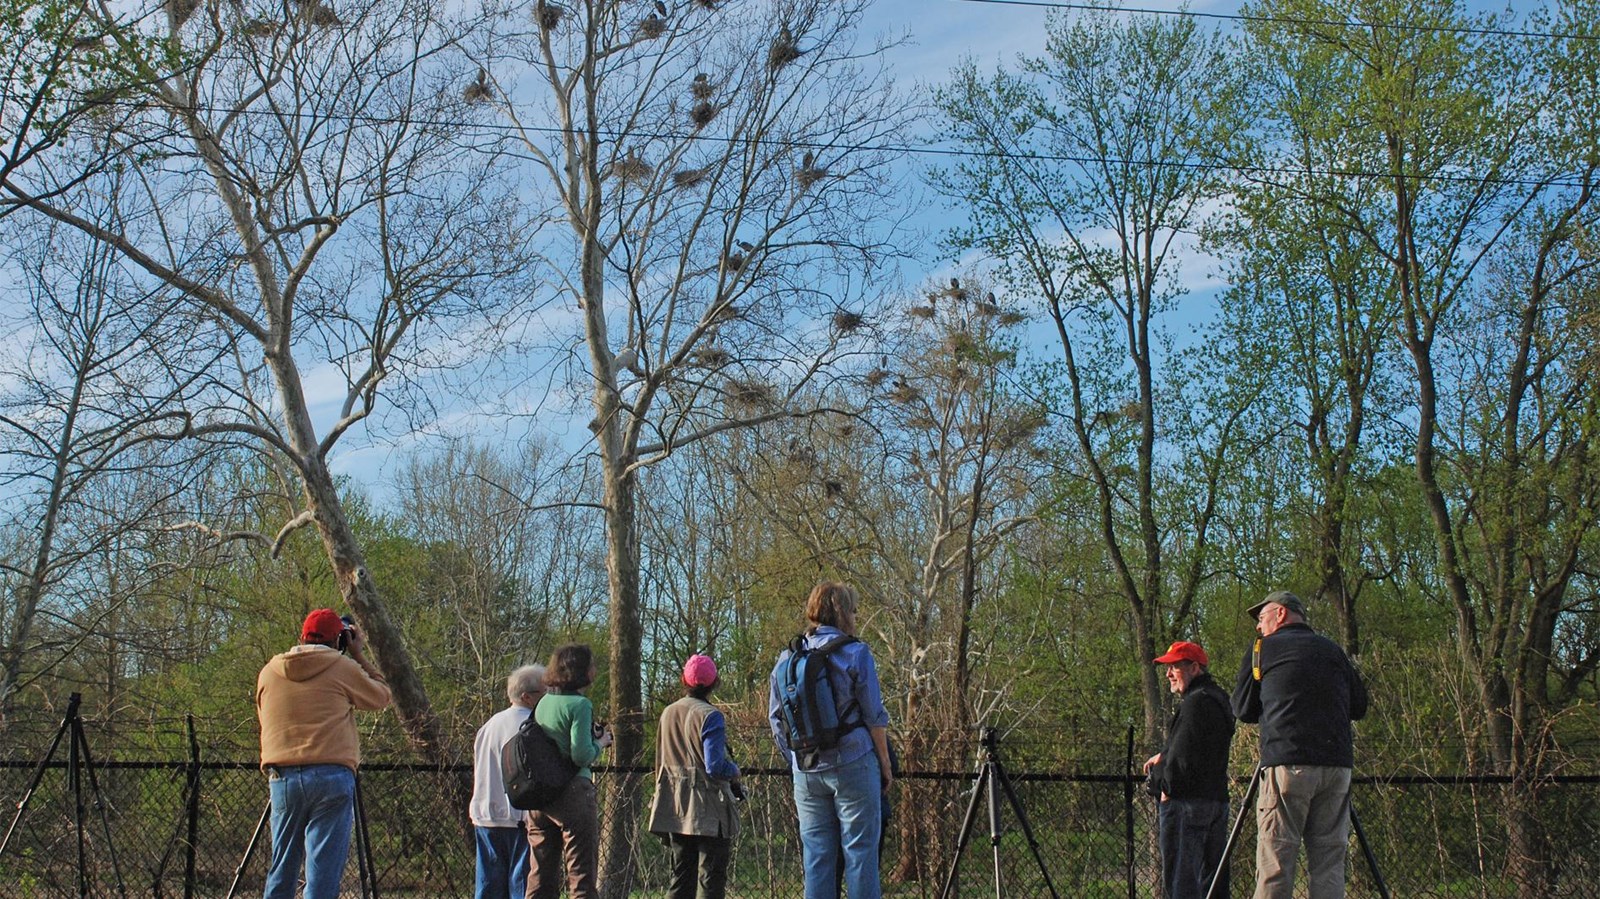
[647, 696, 739, 839]
[257, 644, 391, 771]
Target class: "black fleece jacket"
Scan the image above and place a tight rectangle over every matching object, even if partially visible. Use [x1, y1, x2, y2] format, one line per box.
[1156, 672, 1234, 802]
[1231, 623, 1368, 768]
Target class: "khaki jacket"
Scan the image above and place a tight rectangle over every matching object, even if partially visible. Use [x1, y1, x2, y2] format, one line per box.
[647, 696, 738, 838]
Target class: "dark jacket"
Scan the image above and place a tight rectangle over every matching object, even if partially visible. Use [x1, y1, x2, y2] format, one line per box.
[1155, 672, 1234, 802]
[1230, 623, 1368, 768]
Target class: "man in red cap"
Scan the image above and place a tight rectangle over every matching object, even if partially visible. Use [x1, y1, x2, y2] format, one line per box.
[1143, 640, 1234, 899]
[256, 608, 391, 899]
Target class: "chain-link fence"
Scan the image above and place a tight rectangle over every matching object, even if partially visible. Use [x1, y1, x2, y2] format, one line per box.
[3, 743, 1598, 898]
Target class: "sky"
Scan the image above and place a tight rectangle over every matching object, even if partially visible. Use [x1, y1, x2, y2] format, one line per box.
[320, 0, 1241, 491]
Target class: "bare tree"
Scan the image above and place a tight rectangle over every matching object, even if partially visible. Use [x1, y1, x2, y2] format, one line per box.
[0, 0, 533, 760]
[473, 0, 914, 887]
[0, 214, 216, 717]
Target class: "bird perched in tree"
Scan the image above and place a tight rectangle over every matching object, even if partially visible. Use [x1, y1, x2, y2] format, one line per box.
[691, 72, 713, 99]
[801, 150, 814, 170]
[735, 239, 756, 253]
[463, 68, 492, 104]
[655, 0, 668, 15]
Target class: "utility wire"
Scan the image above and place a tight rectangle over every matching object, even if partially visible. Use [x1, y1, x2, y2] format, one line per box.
[68, 96, 1596, 192]
[951, 0, 1600, 42]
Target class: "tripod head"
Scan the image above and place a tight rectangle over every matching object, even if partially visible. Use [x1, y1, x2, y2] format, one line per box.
[978, 725, 1002, 762]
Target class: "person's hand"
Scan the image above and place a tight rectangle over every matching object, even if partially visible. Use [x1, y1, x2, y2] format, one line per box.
[1142, 753, 1161, 775]
[879, 757, 894, 792]
[595, 724, 614, 749]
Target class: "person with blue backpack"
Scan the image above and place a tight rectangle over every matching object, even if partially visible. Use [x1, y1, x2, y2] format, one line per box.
[768, 581, 894, 899]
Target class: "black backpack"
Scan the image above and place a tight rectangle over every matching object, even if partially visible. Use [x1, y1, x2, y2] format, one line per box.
[775, 634, 862, 767]
[501, 717, 579, 810]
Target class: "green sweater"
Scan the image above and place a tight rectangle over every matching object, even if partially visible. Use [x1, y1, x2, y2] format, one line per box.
[535, 690, 602, 778]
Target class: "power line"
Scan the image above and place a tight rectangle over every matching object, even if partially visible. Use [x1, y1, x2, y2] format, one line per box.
[74, 96, 1593, 192]
[951, 0, 1600, 43]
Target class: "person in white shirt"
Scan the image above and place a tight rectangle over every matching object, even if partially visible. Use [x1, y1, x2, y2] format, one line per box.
[471, 665, 547, 899]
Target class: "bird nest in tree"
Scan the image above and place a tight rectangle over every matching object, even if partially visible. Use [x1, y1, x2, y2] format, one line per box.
[536, 1, 564, 29]
[168, 0, 200, 28]
[889, 382, 922, 404]
[709, 302, 742, 323]
[693, 0, 718, 9]
[998, 310, 1026, 326]
[795, 165, 828, 190]
[721, 253, 745, 274]
[463, 72, 493, 104]
[637, 14, 666, 39]
[864, 367, 891, 388]
[611, 151, 653, 183]
[831, 310, 866, 333]
[301, 1, 342, 29]
[690, 101, 718, 129]
[906, 305, 936, 320]
[691, 75, 714, 99]
[768, 37, 802, 71]
[242, 17, 277, 37]
[725, 378, 775, 408]
[823, 479, 845, 499]
[672, 167, 709, 189]
[691, 346, 732, 369]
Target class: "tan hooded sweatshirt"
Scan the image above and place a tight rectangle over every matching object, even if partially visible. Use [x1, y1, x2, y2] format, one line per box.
[256, 644, 392, 771]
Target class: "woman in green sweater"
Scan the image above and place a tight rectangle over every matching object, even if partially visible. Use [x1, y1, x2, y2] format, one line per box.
[527, 644, 612, 899]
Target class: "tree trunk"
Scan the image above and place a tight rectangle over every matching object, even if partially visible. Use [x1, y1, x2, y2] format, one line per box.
[598, 459, 645, 899]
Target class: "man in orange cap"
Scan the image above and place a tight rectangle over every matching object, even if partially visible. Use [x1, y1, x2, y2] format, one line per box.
[256, 608, 391, 899]
[1143, 640, 1234, 899]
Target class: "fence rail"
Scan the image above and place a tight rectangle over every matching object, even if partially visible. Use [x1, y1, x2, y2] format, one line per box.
[3, 754, 1599, 899]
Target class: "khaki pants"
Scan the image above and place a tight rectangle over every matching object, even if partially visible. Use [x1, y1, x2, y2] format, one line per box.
[1253, 765, 1352, 899]
[527, 778, 600, 899]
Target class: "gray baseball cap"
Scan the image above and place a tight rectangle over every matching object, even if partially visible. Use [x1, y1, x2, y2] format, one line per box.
[1245, 590, 1307, 621]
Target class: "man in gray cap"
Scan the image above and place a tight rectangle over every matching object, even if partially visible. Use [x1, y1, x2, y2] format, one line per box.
[1230, 591, 1368, 899]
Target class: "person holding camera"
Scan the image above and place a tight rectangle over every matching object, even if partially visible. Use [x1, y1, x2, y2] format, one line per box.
[256, 608, 391, 899]
[527, 644, 612, 899]
[1231, 591, 1368, 899]
[648, 654, 744, 899]
[471, 664, 547, 899]
[1143, 640, 1234, 899]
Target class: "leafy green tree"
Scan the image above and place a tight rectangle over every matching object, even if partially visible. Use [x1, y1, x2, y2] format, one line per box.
[933, 9, 1251, 740]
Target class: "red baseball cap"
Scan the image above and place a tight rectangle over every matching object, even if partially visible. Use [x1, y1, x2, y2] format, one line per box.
[1153, 641, 1208, 666]
[302, 608, 346, 644]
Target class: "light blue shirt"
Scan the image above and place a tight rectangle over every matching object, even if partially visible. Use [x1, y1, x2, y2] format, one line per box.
[768, 626, 891, 771]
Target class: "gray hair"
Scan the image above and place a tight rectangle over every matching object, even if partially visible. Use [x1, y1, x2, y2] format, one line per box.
[507, 664, 547, 705]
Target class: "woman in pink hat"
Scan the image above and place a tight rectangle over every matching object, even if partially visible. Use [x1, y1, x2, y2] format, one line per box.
[647, 654, 744, 899]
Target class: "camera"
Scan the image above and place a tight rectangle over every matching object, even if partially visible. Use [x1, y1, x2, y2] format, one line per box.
[729, 780, 746, 802]
[337, 615, 355, 652]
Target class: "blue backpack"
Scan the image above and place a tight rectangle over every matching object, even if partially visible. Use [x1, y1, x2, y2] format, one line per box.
[776, 634, 861, 767]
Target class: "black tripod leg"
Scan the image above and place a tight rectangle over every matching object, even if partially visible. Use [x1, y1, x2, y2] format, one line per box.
[986, 766, 1003, 899]
[937, 762, 992, 899]
[1349, 803, 1391, 899]
[991, 761, 1061, 899]
[0, 693, 76, 859]
[72, 717, 128, 897]
[353, 775, 378, 899]
[225, 801, 272, 899]
[1205, 765, 1263, 899]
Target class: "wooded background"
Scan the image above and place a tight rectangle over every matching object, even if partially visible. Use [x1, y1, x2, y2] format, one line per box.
[2, 0, 1597, 896]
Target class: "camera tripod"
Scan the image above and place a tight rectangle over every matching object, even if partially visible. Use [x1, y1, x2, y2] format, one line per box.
[226, 772, 379, 899]
[1205, 765, 1391, 899]
[0, 692, 127, 898]
[937, 727, 1061, 899]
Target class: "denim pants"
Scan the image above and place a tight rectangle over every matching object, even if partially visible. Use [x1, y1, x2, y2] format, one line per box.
[793, 751, 882, 899]
[1158, 797, 1229, 899]
[475, 823, 530, 899]
[1254, 765, 1352, 899]
[264, 764, 356, 899]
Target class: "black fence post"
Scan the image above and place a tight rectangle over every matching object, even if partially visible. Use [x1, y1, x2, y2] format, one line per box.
[1125, 725, 1135, 899]
[185, 715, 199, 899]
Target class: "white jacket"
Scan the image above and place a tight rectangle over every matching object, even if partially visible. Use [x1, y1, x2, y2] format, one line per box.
[470, 703, 533, 827]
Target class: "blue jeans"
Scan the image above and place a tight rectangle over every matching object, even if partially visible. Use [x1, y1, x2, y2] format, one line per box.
[793, 751, 882, 899]
[475, 823, 531, 899]
[265, 764, 356, 899]
[1158, 797, 1229, 899]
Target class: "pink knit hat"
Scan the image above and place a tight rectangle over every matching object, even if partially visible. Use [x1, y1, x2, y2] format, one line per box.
[682, 654, 718, 687]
